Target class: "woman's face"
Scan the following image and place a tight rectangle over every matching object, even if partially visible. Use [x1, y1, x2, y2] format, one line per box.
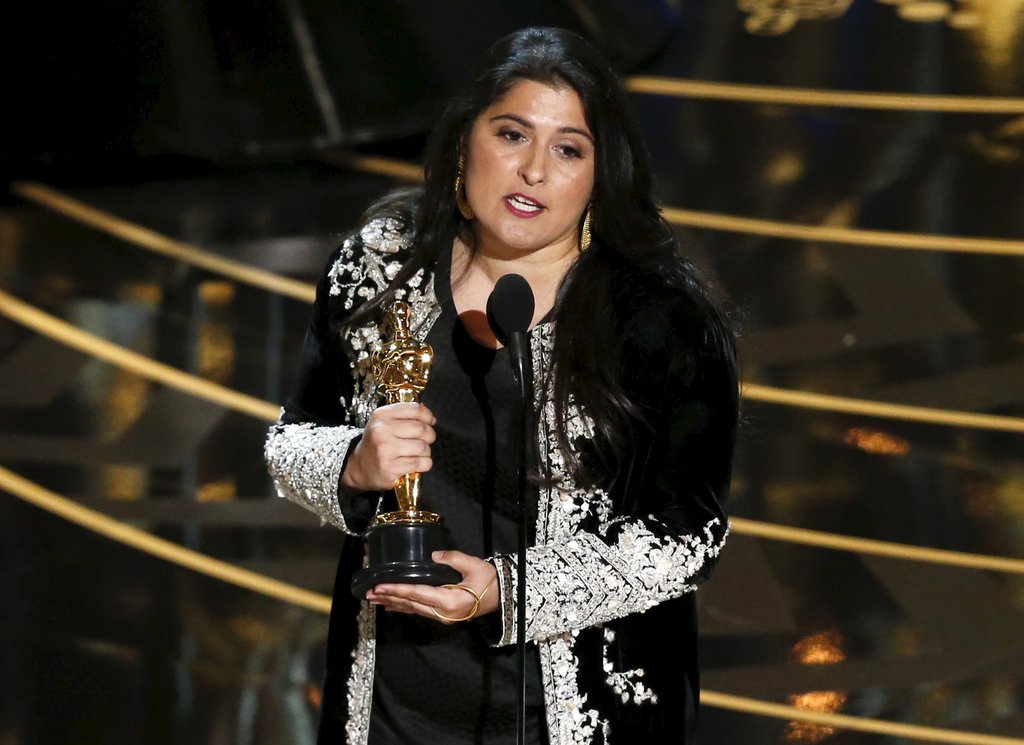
[463, 79, 595, 258]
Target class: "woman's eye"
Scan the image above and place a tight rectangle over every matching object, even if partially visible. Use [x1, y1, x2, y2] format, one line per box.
[558, 145, 583, 159]
[500, 129, 524, 142]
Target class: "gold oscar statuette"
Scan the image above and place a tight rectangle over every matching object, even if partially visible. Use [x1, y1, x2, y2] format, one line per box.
[350, 301, 461, 598]
[369, 302, 440, 524]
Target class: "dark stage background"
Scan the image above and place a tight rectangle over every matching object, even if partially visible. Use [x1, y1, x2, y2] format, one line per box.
[3, 1, 1024, 743]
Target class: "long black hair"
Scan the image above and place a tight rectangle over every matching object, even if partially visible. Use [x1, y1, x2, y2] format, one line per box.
[349, 27, 736, 485]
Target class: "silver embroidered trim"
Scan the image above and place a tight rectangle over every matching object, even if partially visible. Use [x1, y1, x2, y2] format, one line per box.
[602, 627, 658, 705]
[521, 518, 727, 641]
[541, 635, 606, 744]
[492, 555, 516, 647]
[327, 217, 414, 310]
[264, 415, 363, 535]
[360, 216, 408, 254]
[345, 602, 376, 745]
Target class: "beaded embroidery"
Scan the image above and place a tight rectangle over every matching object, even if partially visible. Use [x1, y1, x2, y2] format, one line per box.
[264, 418, 364, 536]
[328, 217, 413, 311]
[345, 601, 376, 744]
[541, 634, 606, 743]
[602, 627, 659, 705]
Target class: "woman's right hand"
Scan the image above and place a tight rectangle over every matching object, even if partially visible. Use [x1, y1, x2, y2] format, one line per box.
[340, 402, 436, 493]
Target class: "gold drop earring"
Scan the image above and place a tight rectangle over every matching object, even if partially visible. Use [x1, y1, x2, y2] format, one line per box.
[455, 154, 474, 220]
[580, 204, 593, 252]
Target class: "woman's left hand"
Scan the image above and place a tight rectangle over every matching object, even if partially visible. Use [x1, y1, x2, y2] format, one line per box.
[366, 550, 499, 624]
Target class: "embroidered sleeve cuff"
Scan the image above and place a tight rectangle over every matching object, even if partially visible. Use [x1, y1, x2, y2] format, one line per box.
[264, 416, 366, 535]
[487, 555, 517, 647]
[489, 518, 728, 645]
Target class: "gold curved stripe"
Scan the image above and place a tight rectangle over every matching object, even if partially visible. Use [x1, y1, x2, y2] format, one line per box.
[743, 383, 1024, 434]
[326, 153, 425, 182]
[626, 76, 1024, 114]
[0, 289, 280, 423]
[11, 181, 317, 304]
[700, 691, 1024, 745]
[730, 518, 1024, 575]
[0, 465, 332, 614]
[4, 461, 1022, 744]
[660, 207, 1024, 257]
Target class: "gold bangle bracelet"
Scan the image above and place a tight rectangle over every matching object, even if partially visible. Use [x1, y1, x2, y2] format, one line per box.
[430, 583, 481, 623]
[478, 575, 496, 602]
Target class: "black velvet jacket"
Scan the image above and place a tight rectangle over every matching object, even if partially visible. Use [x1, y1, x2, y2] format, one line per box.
[265, 216, 738, 744]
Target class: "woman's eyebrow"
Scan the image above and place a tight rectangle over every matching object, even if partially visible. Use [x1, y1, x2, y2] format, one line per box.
[489, 114, 594, 144]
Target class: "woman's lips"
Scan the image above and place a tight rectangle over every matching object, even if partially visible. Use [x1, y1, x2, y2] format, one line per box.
[505, 193, 545, 218]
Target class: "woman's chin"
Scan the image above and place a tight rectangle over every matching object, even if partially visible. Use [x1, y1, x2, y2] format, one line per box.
[476, 226, 574, 258]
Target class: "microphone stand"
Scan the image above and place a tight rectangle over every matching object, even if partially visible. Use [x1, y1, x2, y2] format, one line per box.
[507, 329, 532, 745]
[485, 273, 535, 745]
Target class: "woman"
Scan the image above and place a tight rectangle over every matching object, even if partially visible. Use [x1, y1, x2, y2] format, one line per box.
[266, 27, 738, 745]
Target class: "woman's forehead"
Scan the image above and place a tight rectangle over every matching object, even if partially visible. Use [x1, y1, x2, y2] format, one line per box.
[478, 79, 591, 134]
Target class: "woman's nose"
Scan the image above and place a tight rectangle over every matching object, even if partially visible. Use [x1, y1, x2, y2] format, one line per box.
[517, 146, 546, 185]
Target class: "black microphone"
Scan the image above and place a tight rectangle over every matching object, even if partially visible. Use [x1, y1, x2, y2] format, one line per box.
[485, 273, 535, 745]
[486, 273, 535, 399]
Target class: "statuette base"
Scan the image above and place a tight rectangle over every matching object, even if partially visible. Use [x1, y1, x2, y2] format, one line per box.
[351, 520, 461, 598]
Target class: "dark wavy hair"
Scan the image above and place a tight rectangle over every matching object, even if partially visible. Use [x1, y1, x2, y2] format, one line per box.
[350, 27, 736, 485]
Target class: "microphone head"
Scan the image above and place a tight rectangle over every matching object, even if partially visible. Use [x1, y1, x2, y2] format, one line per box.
[486, 273, 535, 345]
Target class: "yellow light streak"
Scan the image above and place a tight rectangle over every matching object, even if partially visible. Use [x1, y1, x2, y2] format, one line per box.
[701, 691, 1024, 744]
[323, 152, 425, 181]
[0, 465, 332, 614]
[743, 383, 1024, 434]
[730, 517, 1024, 575]
[660, 206, 1024, 257]
[625, 76, 1024, 114]
[0, 289, 280, 423]
[11, 182, 316, 303]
